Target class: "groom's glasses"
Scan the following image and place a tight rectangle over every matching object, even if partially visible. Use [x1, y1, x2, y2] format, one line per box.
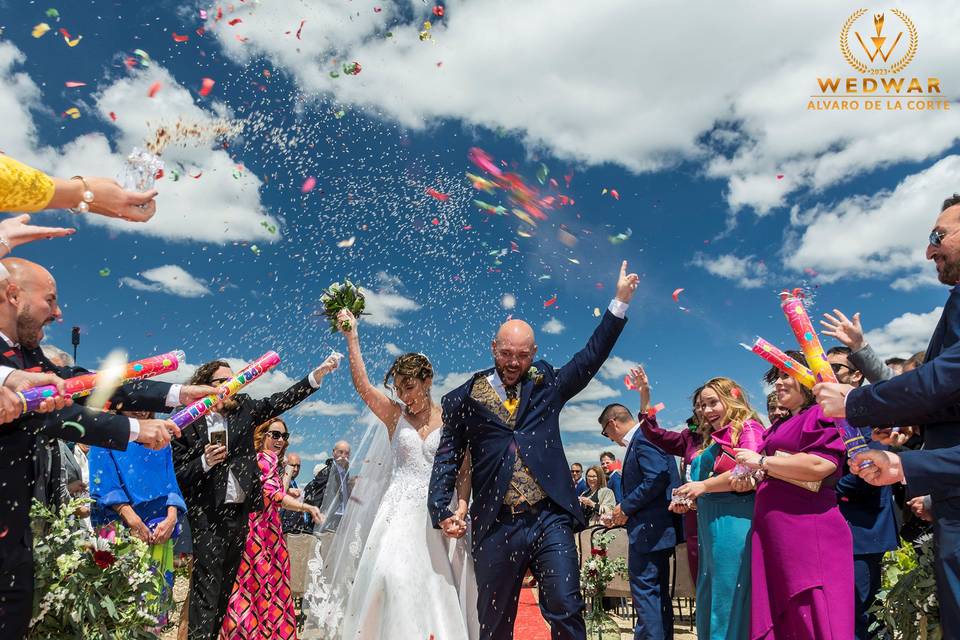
[267, 430, 290, 441]
[601, 418, 615, 439]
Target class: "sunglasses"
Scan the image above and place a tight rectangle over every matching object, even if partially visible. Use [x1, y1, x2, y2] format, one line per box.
[601, 418, 615, 439]
[930, 229, 958, 247]
[210, 377, 231, 386]
[830, 362, 854, 374]
[267, 430, 289, 441]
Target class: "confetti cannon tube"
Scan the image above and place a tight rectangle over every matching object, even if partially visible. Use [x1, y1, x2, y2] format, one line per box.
[742, 338, 818, 389]
[17, 350, 185, 413]
[778, 291, 872, 463]
[170, 351, 281, 430]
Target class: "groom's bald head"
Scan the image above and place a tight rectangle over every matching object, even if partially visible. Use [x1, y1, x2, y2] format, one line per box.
[492, 319, 537, 386]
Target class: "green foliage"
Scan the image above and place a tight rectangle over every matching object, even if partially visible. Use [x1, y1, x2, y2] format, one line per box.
[870, 534, 941, 639]
[28, 498, 171, 640]
[579, 530, 628, 599]
[320, 280, 367, 332]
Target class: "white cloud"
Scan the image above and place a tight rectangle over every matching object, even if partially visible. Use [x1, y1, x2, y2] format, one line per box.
[359, 272, 420, 328]
[863, 306, 942, 359]
[384, 342, 404, 357]
[691, 253, 768, 289]
[570, 378, 619, 403]
[432, 370, 475, 402]
[212, 1, 960, 215]
[293, 399, 360, 416]
[599, 355, 640, 381]
[541, 317, 565, 335]
[559, 402, 607, 433]
[119, 264, 211, 298]
[784, 155, 960, 283]
[0, 42, 277, 243]
[890, 271, 942, 292]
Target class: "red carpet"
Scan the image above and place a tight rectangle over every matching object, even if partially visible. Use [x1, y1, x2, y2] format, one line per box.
[513, 586, 551, 639]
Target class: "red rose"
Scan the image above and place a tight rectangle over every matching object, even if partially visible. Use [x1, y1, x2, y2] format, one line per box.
[591, 547, 606, 557]
[93, 550, 116, 569]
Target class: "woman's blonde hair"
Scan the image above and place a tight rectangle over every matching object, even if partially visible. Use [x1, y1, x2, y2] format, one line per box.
[585, 465, 607, 490]
[698, 377, 759, 450]
[254, 417, 288, 457]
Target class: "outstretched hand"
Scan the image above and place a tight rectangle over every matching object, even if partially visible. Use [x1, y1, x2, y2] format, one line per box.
[629, 366, 650, 414]
[820, 309, 865, 351]
[0, 214, 75, 256]
[614, 260, 640, 304]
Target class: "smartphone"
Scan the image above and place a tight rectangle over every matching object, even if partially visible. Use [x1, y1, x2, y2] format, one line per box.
[209, 429, 227, 448]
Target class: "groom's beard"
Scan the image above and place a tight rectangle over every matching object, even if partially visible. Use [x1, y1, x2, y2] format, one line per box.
[495, 363, 528, 387]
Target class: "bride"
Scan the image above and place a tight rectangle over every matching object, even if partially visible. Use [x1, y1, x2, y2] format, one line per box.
[303, 309, 479, 639]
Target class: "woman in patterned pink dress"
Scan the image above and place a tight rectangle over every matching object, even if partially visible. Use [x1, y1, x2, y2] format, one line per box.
[221, 417, 322, 639]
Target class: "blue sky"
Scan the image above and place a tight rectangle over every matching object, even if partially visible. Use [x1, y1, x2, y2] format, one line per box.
[1, 0, 958, 472]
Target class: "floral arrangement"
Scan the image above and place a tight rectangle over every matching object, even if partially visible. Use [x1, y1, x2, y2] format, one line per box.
[870, 534, 940, 639]
[320, 280, 367, 333]
[580, 530, 627, 638]
[29, 498, 171, 639]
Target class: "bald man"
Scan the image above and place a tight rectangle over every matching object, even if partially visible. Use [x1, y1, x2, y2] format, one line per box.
[429, 261, 640, 640]
[0, 257, 215, 636]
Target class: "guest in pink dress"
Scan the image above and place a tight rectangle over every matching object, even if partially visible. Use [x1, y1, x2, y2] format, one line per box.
[221, 418, 322, 640]
[735, 352, 854, 639]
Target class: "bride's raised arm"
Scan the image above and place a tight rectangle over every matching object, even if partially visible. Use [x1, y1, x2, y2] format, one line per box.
[337, 309, 403, 436]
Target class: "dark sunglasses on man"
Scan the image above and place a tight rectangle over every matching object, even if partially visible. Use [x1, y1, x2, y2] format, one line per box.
[930, 229, 960, 247]
[267, 430, 290, 442]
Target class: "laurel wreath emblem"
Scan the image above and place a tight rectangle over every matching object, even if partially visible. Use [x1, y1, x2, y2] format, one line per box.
[840, 8, 918, 76]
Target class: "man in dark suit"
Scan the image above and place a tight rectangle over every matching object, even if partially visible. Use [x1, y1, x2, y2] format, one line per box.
[302, 440, 352, 532]
[815, 193, 960, 635]
[825, 347, 899, 639]
[0, 257, 213, 637]
[429, 261, 639, 640]
[172, 354, 339, 640]
[599, 403, 677, 640]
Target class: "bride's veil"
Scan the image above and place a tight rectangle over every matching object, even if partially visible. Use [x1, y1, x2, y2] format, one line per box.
[301, 409, 394, 639]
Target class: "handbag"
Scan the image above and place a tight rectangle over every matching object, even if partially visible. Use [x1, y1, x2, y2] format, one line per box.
[765, 450, 822, 493]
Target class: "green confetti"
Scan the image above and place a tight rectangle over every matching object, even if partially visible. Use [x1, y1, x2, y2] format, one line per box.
[45, 8, 59, 19]
[99, 268, 110, 277]
[329, 70, 340, 79]
[536, 163, 548, 185]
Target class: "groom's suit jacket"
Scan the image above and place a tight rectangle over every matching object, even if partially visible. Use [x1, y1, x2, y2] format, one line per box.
[428, 309, 627, 546]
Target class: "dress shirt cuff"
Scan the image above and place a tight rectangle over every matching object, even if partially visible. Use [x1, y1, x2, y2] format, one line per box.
[308, 371, 321, 389]
[128, 418, 140, 442]
[200, 453, 212, 473]
[165, 384, 182, 408]
[0, 365, 14, 387]
[608, 299, 629, 319]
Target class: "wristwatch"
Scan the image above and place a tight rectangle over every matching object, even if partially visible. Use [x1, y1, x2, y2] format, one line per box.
[758, 455, 767, 470]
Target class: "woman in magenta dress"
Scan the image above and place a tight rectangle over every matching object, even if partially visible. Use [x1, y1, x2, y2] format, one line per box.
[637, 381, 705, 584]
[735, 351, 854, 639]
[221, 417, 322, 639]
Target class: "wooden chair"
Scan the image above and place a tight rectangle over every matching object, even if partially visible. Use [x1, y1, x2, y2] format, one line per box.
[669, 542, 696, 629]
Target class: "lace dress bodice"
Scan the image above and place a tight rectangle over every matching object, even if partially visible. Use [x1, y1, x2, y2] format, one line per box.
[381, 416, 443, 507]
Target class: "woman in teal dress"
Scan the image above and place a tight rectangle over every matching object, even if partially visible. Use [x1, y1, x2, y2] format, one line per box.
[637, 370, 763, 640]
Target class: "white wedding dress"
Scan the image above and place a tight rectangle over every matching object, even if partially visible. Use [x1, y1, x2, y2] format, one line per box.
[305, 414, 479, 640]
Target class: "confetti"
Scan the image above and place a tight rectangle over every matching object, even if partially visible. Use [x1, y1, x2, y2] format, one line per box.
[147, 81, 161, 97]
[343, 61, 362, 76]
[432, 5, 445, 17]
[543, 294, 557, 308]
[593, 307, 601, 317]
[199, 9, 208, 19]
[98, 268, 110, 277]
[62, 107, 80, 119]
[32, 23, 50, 38]
[59, 28, 81, 46]
[250, 245, 261, 256]
[646, 402, 665, 418]
[608, 228, 632, 244]
[296, 20, 305, 40]
[45, 8, 59, 19]
[374, 6, 382, 12]
[337, 236, 356, 248]
[501, 293, 516, 310]
[672, 288, 684, 303]
[301, 176, 317, 193]
[610, 189, 620, 200]
[199, 77, 215, 96]
[776, 174, 784, 180]
[228, 18, 243, 26]
[536, 163, 548, 185]
[172, 32, 189, 42]
[623, 374, 637, 390]
[425, 187, 449, 202]
[108, 111, 117, 121]
[64, 81, 86, 88]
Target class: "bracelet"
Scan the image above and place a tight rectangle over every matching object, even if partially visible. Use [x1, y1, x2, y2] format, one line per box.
[759, 455, 767, 470]
[69, 176, 95, 213]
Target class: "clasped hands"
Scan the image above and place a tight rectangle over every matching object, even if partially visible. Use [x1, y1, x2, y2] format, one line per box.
[439, 509, 469, 539]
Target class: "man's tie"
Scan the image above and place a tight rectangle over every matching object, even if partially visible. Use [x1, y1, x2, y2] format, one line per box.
[503, 385, 519, 416]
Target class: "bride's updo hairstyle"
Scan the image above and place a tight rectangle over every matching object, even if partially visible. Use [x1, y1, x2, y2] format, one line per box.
[383, 353, 434, 390]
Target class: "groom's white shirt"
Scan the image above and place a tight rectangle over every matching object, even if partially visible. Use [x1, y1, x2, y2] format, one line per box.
[621, 422, 641, 448]
[487, 298, 629, 403]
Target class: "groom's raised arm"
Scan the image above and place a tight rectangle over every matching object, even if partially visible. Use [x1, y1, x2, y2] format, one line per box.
[428, 392, 468, 528]
[557, 261, 637, 401]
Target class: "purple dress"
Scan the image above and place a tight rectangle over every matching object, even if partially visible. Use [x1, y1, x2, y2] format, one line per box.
[750, 405, 854, 639]
[640, 415, 703, 584]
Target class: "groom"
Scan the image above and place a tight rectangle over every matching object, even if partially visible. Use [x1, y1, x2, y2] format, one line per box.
[429, 261, 639, 640]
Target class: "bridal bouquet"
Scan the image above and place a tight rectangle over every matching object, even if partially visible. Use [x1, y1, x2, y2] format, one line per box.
[320, 280, 367, 332]
[29, 498, 170, 639]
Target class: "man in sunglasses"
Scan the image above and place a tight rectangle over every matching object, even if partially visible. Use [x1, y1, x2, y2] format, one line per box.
[825, 347, 898, 639]
[172, 354, 339, 640]
[815, 193, 960, 633]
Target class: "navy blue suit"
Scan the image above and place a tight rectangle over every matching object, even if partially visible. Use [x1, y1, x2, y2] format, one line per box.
[619, 427, 678, 640]
[429, 309, 627, 640]
[846, 286, 960, 635]
[836, 427, 898, 639]
[607, 469, 623, 503]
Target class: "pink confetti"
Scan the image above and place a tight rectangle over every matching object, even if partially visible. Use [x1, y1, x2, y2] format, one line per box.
[301, 176, 317, 193]
[646, 402, 665, 418]
[431, 218, 440, 225]
[147, 81, 161, 97]
[623, 375, 637, 391]
[672, 288, 684, 303]
[199, 77, 215, 96]
[296, 19, 305, 39]
[172, 32, 189, 42]
[425, 187, 450, 202]
[610, 189, 620, 200]
[432, 5, 444, 16]
[64, 81, 86, 88]
[108, 111, 117, 121]
[374, 6, 382, 12]
[228, 18, 242, 26]
[543, 294, 557, 308]
[199, 9, 208, 19]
